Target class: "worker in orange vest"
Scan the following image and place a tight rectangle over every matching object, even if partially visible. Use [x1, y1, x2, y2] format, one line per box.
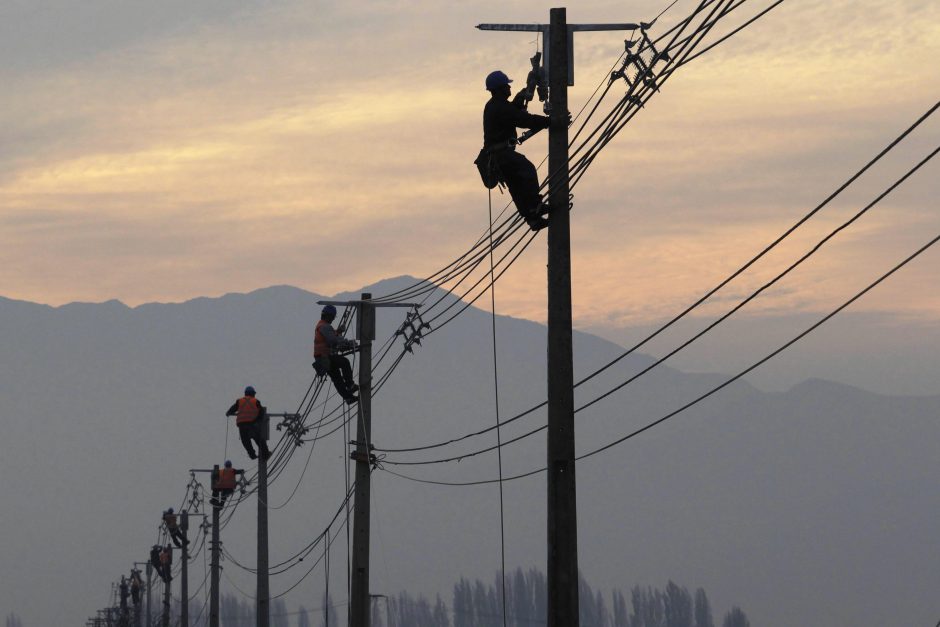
[159, 545, 172, 583]
[225, 386, 271, 460]
[313, 305, 359, 404]
[211, 460, 244, 507]
[162, 508, 188, 547]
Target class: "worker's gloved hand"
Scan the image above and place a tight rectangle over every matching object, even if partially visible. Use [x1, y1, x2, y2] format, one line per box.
[552, 111, 573, 128]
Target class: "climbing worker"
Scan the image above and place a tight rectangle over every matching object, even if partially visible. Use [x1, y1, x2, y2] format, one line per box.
[225, 386, 271, 460]
[119, 576, 129, 611]
[150, 545, 167, 583]
[211, 460, 243, 507]
[159, 545, 172, 583]
[130, 570, 142, 606]
[312, 304, 359, 404]
[478, 69, 570, 231]
[162, 508, 188, 547]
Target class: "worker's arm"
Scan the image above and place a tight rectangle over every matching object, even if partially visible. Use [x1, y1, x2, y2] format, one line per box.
[225, 401, 238, 416]
[503, 99, 550, 131]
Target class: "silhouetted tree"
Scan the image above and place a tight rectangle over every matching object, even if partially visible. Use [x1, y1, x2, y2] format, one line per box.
[664, 581, 693, 627]
[722, 607, 750, 627]
[297, 605, 310, 627]
[693, 589, 714, 627]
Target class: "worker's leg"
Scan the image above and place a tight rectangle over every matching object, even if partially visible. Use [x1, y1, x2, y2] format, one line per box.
[250, 421, 271, 459]
[327, 360, 355, 399]
[238, 424, 258, 459]
[219, 489, 233, 506]
[497, 151, 542, 217]
[333, 354, 357, 391]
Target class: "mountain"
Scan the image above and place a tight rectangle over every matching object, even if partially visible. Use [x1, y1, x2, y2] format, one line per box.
[0, 278, 937, 627]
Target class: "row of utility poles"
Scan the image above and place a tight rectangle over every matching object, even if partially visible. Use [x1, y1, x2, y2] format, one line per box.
[91, 7, 631, 626]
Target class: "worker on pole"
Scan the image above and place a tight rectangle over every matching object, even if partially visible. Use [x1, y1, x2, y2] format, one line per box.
[211, 460, 243, 507]
[162, 508, 188, 547]
[159, 546, 172, 583]
[225, 386, 271, 460]
[149, 545, 165, 583]
[130, 569, 142, 607]
[313, 305, 359, 404]
[478, 69, 556, 231]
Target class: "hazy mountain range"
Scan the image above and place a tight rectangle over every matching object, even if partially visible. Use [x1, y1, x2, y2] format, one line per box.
[1, 277, 937, 627]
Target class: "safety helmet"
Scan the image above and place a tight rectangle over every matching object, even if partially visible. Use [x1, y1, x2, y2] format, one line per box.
[321, 304, 337, 319]
[224, 460, 233, 468]
[485, 70, 513, 91]
[244, 385, 256, 396]
[166, 507, 173, 514]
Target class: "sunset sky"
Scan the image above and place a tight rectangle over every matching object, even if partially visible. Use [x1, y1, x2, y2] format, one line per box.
[2, 0, 938, 329]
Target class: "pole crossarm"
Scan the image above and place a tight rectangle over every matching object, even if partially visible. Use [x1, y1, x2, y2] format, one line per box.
[317, 299, 421, 308]
[477, 20, 641, 85]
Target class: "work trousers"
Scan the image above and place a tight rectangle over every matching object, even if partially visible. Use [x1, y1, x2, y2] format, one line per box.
[493, 149, 542, 218]
[238, 421, 269, 459]
[212, 488, 234, 507]
[317, 355, 356, 399]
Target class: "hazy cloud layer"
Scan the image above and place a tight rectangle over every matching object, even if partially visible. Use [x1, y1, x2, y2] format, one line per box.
[1, 0, 938, 325]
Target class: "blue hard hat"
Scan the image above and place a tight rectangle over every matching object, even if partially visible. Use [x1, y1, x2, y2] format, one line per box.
[485, 70, 513, 91]
[322, 304, 337, 318]
[244, 385, 256, 396]
[224, 460, 233, 468]
[166, 507, 173, 514]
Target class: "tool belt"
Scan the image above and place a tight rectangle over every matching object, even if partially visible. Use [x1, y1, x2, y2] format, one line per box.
[474, 140, 515, 189]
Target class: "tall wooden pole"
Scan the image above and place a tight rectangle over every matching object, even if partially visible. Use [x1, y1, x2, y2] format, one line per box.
[180, 512, 189, 627]
[546, 7, 579, 627]
[145, 563, 152, 627]
[257, 431, 270, 627]
[161, 550, 171, 627]
[209, 491, 221, 627]
[350, 293, 375, 627]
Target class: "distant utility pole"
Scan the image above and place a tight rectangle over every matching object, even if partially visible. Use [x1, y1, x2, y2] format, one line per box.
[478, 9, 640, 627]
[210, 476, 222, 627]
[162, 548, 171, 627]
[180, 511, 189, 627]
[145, 562, 152, 627]
[317, 293, 419, 627]
[258, 414, 270, 627]
[133, 561, 149, 627]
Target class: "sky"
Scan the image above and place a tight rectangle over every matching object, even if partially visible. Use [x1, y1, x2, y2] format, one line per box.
[1, 0, 937, 331]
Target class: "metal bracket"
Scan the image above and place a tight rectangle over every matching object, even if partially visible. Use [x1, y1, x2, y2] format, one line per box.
[396, 306, 431, 353]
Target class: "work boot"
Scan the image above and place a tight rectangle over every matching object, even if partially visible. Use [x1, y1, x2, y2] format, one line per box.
[247, 449, 258, 460]
[525, 215, 549, 231]
[345, 395, 359, 405]
[260, 447, 272, 461]
[348, 383, 359, 394]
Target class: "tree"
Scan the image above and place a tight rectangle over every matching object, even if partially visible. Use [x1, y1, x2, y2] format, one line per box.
[453, 578, 473, 627]
[320, 592, 338, 627]
[721, 607, 750, 627]
[693, 589, 714, 627]
[297, 605, 311, 627]
[271, 598, 289, 627]
[663, 581, 693, 627]
[5, 614, 23, 627]
[612, 589, 629, 627]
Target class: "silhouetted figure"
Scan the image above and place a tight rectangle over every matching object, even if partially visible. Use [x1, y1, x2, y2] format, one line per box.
[225, 386, 271, 460]
[313, 305, 359, 404]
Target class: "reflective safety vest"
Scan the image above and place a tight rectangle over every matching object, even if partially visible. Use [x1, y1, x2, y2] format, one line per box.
[216, 467, 237, 490]
[235, 396, 260, 425]
[314, 320, 331, 357]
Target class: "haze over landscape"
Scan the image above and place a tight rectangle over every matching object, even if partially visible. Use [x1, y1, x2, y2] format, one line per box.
[1, 0, 939, 626]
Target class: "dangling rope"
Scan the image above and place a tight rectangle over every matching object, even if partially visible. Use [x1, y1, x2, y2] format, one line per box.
[487, 189, 509, 627]
[223, 416, 230, 461]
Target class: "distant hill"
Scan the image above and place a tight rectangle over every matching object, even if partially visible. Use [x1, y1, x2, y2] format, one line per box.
[1, 277, 937, 627]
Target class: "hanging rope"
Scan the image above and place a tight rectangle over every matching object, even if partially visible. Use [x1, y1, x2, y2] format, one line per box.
[487, 189, 509, 627]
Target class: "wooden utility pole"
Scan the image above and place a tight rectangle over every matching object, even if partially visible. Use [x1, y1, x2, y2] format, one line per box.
[180, 511, 189, 627]
[210, 479, 221, 627]
[315, 294, 419, 627]
[145, 562, 152, 627]
[257, 416, 270, 627]
[350, 292, 375, 627]
[161, 548, 171, 627]
[477, 9, 639, 626]
[545, 9, 578, 627]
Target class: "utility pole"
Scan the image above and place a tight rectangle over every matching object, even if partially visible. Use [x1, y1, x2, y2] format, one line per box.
[210, 481, 221, 627]
[162, 547, 171, 627]
[133, 561, 149, 627]
[316, 294, 419, 627]
[350, 293, 375, 627]
[478, 9, 639, 626]
[145, 562, 152, 627]
[257, 413, 270, 627]
[180, 511, 189, 627]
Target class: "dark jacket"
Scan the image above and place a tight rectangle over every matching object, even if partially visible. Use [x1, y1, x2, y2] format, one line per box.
[483, 95, 550, 148]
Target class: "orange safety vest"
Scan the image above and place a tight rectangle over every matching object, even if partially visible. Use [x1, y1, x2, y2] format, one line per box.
[216, 467, 237, 490]
[235, 396, 260, 425]
[313, 320, 331, 357]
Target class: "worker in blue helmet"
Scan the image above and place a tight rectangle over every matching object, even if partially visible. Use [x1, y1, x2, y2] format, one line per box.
[478, 69, 564, 231]
[313, 305, 359, 404]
